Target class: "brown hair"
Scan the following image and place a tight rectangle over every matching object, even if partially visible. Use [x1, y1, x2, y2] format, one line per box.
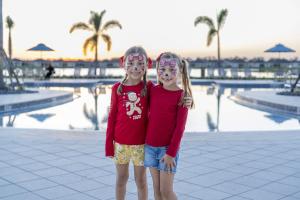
[156, 52, 194, 108]
[117, 46, 149, 97]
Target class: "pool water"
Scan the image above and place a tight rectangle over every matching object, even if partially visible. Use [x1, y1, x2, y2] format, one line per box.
[0, 85, 299, 132]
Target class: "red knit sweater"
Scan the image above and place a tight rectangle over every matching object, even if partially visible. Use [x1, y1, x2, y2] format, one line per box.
[145, 85, 188, 157]
[105, 81, 153, 156]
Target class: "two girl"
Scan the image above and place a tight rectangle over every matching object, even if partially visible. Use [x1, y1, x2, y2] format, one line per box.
[105, 47, 194, 200]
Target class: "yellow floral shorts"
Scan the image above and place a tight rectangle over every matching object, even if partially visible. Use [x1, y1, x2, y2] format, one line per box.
[114, 142, 144, 166]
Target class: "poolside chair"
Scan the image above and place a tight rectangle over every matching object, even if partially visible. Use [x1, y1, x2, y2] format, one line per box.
[244, 67, 252, 78]
[207, 67, 214, 78]
[230, 63, 239, 78]
[230, 66, 238, 78]
[274, 68, 285, 79]
[218, 68, 227, 77]
[74, 67, 81, 78]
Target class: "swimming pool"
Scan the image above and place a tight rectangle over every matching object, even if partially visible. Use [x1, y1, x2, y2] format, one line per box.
[0, 85, 299, 132]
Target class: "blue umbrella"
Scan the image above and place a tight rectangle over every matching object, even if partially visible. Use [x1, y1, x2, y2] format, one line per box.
[28, 43, 54, 51]
[27, 43, 54, 59]
[265, 43, 296, 58]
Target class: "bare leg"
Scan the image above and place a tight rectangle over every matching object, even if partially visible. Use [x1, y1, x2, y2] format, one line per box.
[116, 164, 129, 200]
[134, 166, 148, 200]
[160, 171, 177, 200]
[149, 168, 163, 200]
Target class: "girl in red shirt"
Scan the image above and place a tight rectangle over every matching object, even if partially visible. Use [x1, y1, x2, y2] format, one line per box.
[144, 52, 194, 200]
[105, 46, 152, 200]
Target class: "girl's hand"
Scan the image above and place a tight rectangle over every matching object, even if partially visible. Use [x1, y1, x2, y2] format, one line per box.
[183, 96, 193, 109]
[160, 154, 176, 173]
[107, 156, 114, 159]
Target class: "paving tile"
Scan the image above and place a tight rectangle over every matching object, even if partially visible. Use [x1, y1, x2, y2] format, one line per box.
[34, 185, 78, 199]
[17, 178, 58, 191]
[48, 173, 86, 185]
[213, 182, 252, 195]
[85, 186, 115, 200]
[259, 182, 300, 196]
[0, 185, 28, 198]
[64, 179, 105, 192]
[1, 171, 40, 183]
[189, 187, 231, 200]
[32, 167, 69, 177]
[55, 193, 98, 200]
[239, 189, 285, 200]
[0, 192, 46, 200]
[232, 175, 272, 188]
[277, 176, 300, 187]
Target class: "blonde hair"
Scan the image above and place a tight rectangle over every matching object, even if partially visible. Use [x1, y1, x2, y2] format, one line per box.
[117, 46, 149, 97]
[156, 52, 195, 108]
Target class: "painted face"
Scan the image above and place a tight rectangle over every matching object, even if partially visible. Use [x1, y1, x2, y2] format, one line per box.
[124, 53, 147, 80]
[157, 58, 180, 86]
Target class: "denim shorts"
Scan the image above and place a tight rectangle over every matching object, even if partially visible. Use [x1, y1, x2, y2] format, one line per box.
[144, 144, 179, 173]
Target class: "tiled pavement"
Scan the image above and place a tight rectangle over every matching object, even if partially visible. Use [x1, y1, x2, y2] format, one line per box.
[0, 128, 300, 200]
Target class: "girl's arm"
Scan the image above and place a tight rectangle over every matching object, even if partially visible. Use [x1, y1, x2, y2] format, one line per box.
[105, 84, 119, 157]
[166, 106, 188, 157]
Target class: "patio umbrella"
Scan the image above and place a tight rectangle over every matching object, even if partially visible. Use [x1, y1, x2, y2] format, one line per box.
[264, 43, 296, 58]
[27, 43, 54, 59]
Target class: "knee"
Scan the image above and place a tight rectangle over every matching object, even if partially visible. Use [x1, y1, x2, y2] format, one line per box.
[160, 187, 173, 199]
[154, 190, 162, 199]
[135, 175, 147, 189]
[117, 173, 129, 186]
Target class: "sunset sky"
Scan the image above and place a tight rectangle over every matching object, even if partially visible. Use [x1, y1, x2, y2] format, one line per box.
[3, 0, 300, 60]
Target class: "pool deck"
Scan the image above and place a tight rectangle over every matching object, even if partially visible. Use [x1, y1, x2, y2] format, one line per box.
[232, 91, 300, 116]
[0, 90, 73, 115]
[0, 128, 300, 200]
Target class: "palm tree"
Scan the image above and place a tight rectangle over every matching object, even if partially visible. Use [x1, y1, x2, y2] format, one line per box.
[5, 16, 13, 84]
[70, 10, 122, 76]
[6, 16, 13, 59]
[0, 0, 6, 89]
[194, 9, 228, 77]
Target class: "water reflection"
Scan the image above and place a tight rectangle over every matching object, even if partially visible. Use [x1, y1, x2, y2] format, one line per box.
[27, 113, 55, 122]
[69, 84, 107, 130]
[0, 115, 17, 127]
[205, 85, 224, 132]
[0, 85, 299, 131]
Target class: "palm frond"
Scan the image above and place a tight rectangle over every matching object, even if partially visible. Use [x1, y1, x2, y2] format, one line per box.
[83, 35, 97, 55]
[102, 20, 122, 32]
[89, 10, 106, 32]
[194, 16, 215, 30]
[217, 9, 228, 30]
[69, 22, 91, 33]
[207, 29, 217, 46]
[6, 16, 14, 28]
[101, 34, 112, 51]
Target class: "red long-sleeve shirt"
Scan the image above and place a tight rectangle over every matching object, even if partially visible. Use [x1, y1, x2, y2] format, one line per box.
[105, 81, 153, 156]
[146, 85, 188, 157]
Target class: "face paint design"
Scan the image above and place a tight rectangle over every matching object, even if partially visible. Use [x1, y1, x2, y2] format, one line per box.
[127, 54, 144, 62]
[159, 58, 177, 68]
[125, 53, 146, 70]
[124, 53, 147, 80]
[157, 58, 179, 83]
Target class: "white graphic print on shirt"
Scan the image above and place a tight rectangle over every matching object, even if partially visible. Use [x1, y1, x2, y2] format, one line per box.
[125, 92, 142, 120]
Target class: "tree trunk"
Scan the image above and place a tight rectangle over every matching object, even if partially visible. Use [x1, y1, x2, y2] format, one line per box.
[8, 29, 13, 85]
[217, 32, 222, 77]
[291, 73, 300, 93]
[0, 0, 6, 89]
[94, 39, 98, 77]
